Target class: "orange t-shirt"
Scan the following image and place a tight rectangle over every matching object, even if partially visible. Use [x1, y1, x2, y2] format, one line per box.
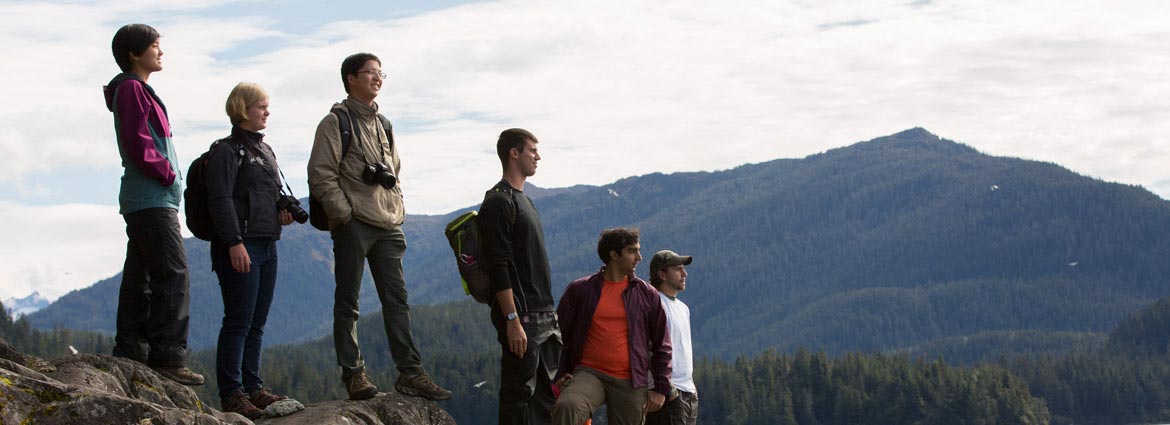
[579, 278, 631, 379]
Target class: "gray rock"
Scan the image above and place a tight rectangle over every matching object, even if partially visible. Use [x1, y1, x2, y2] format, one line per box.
[256, 391, 456, 425]
[264, 398, 305, 418]
[0, 344, 249, 425]
[0, 335, 55, 373]
[0, 339, 455, 425]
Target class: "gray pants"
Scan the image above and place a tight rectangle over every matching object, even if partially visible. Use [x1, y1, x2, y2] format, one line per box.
[493, 311, 562, 425]
[645, 390, 699, 425]
[330, 219, 423, 379]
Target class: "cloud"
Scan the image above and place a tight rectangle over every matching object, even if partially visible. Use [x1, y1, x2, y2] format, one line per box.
[1, 0, 1169, 298]
[0, 201, 124, 301]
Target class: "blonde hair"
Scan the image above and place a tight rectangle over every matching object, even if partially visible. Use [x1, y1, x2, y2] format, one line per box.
[225, 82, 268, 126]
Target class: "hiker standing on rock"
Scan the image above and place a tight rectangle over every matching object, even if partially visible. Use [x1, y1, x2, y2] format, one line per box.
[646, 251, 698, 425]
[206, 82, 296, 419]
[307, 52, 451, 401]
[103, 23, 203, 387]
[552, 228, 671, 425]
[479, 129, 562, 425]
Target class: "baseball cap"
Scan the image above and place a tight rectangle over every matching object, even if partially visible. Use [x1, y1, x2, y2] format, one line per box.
[650, 250, 693, 283]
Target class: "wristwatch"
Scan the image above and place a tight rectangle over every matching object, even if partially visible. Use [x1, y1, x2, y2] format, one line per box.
[505, 312, 518, 321]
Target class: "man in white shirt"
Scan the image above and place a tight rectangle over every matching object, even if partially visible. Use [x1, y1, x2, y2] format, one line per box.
[646, 250, 698, 425]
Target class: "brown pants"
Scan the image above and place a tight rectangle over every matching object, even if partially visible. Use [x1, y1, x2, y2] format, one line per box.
[552, 367, 648, 425]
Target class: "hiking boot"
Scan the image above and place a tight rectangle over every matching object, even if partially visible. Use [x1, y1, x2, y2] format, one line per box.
[222, 390, 263, 420]
[248, 387, 288, 409]
[395, 372, 452, 400]
[152, 366, 205, 386]
[345, 371, 379, 400]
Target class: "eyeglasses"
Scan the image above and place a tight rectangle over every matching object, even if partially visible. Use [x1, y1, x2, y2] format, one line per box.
[357, 70, 387, 80]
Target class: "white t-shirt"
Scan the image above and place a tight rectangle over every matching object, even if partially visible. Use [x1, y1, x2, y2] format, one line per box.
[658, 292, 696, 394]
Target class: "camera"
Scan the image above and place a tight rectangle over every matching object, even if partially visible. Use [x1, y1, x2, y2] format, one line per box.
[362, 162, 397, 189]
[276, 195, 309, 224]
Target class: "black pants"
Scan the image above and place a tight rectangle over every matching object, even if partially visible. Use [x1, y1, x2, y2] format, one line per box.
[494, 310, 562, 425]
[645, 390, 699, 425]
[113, 207, 190, 367]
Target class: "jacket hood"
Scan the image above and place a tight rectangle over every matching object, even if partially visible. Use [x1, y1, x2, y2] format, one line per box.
[103, 73, 141, 111]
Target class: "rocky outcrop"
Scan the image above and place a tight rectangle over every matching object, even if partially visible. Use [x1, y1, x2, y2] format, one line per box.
[257, 392, 455, 425]
[1, 341, 249, 425]
[0, 339, 455, 424]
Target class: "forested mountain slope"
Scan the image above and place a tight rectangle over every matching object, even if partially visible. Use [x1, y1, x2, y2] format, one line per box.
[31, 128, 1170, 358]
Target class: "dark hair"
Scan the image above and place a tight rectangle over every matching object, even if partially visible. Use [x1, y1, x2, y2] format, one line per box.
[597, 227, 639, 264]
[341, 53, 381, 94]
[111, 24, 160, 73]
[497, 128, 538, 169]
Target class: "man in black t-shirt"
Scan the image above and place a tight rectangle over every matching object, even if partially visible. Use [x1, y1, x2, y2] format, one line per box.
[479, 128, 562, 425]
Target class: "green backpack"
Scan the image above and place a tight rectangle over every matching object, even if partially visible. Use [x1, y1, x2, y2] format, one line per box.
[444, 211, 493, 303]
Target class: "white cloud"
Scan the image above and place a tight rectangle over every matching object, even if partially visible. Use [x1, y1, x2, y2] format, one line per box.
[1, 0, 1169, 297]
[0, 201, 124, 301]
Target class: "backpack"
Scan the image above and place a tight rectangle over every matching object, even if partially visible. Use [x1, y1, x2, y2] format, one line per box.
[444, 210, 494, 303]
[444, 186, 517, 304]
[308, 106, 394, 231]
[184, 137, 244, 241]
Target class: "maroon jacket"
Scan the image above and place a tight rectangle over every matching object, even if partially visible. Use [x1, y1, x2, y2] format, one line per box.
[555, 267, 672, 395]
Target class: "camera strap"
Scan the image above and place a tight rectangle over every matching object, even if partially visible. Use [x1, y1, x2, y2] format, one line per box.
[342, 103, 393, 165]
[241, 141, 297, 198]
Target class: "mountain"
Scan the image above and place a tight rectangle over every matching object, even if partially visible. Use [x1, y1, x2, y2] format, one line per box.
[3, 292, 48, 319]
[26, 186, 566, 350]
[1104, 296, 1170, 357]
[29, 128, 1170, 360]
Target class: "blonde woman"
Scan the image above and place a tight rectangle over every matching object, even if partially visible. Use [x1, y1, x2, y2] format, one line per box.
[207, 82, 294, 419]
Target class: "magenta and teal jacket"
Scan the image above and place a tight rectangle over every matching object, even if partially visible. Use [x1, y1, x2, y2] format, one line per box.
[104, 73, 182, 214]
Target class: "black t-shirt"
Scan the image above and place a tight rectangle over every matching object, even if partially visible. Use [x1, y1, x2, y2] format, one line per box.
[478, 180, 554, 312]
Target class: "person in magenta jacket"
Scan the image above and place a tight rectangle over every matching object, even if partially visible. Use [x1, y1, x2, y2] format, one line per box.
[102, 23, 202, 386]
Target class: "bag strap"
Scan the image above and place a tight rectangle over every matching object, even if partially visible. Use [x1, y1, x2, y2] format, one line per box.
[331, 106, 395, 160]
[330, 107, 355, 158]
[488, 184, 525, 309]
[209, 137, 245, 167]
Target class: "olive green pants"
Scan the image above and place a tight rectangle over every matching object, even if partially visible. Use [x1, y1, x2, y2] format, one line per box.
[331, 219, 424, 380]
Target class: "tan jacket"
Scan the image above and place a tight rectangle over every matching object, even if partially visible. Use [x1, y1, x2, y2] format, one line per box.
[307, 97, 404, 230]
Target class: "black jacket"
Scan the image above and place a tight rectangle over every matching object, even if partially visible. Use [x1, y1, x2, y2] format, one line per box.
[207, 126, 283, 245]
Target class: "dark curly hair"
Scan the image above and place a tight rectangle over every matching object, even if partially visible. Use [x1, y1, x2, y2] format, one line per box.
[597, 227, 639, 264]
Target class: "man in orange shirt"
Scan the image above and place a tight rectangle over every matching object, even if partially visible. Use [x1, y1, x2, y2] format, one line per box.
[552, 228, 672, 425]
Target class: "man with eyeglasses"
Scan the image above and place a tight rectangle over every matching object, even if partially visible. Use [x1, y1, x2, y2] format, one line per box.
[308, 52, 451, 401]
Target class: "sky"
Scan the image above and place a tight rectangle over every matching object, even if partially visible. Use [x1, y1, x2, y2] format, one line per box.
[1, 0, 1168, 302]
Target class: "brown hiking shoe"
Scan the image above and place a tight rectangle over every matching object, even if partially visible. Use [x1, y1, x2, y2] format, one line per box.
[152, 366, 205, 386]
[395, 372, 452, 400]
[248, 387, 288, 409]
[345, 371, 379, 400]
[222, 390, 263, 420]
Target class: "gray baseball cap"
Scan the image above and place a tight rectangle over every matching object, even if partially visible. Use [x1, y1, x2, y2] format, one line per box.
[650, 250, 693, 282]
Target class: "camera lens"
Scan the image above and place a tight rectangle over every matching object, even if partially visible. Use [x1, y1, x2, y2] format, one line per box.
[363, 163, 397, 189]
[278, 196, 309, 224]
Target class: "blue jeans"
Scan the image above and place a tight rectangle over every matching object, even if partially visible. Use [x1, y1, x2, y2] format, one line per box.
[212, 238, 278, 398]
